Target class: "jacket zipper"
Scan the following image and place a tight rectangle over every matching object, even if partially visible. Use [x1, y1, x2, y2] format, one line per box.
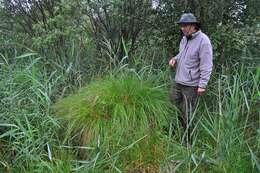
[183, 40, 189, 55]
[183, 44, 189, 60]
[177, 40, 189, 76]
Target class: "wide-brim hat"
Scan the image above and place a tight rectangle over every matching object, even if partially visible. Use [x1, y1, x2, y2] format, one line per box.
[177, 13, 199, 24]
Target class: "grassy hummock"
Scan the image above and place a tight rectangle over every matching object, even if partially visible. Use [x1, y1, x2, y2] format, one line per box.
[53, 73, 171, 171]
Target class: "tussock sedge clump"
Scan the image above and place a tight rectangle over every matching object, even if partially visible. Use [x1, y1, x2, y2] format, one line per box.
[53, 73, 171, 171]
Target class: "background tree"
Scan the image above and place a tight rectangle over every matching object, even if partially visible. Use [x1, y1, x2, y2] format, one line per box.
[83, 0, 153, 61]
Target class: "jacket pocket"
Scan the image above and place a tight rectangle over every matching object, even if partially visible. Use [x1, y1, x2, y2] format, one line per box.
[189, 70, 193, 81]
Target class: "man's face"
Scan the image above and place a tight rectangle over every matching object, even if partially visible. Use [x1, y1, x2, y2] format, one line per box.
[180, 24, 195, 36]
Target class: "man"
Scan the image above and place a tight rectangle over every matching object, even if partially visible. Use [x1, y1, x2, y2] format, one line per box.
[169, 13, 213, 145]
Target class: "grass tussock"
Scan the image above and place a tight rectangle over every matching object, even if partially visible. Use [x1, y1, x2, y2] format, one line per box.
[53, 73, 171, 171]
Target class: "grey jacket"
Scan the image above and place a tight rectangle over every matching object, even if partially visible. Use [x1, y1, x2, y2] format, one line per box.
[174, 30, 213, 88]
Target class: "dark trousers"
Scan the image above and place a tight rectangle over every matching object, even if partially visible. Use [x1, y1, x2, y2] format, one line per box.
[170, 82, 198, 144]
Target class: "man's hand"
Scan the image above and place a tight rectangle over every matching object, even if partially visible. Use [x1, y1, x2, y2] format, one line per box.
[197, 87, 206, 95]
[169, 58, 176, 68]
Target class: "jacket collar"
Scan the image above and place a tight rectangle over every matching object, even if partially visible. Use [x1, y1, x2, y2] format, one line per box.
[186, 30, 201, 40]
[191, 30, 201, 38]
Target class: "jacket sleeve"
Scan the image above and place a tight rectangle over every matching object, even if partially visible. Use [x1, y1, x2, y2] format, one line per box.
[174, 52, 181, 61]
[198, 43, 213, 88]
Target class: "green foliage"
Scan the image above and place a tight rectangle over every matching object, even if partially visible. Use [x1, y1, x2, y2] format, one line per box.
[1, 50, 260, 172]
[53, 73, 171, 171]
[0, 0, 259, 172]
[0, 52, 78, 171]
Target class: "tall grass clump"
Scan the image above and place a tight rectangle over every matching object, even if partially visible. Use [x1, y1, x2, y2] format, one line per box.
[160, 64, 260, 173]
[53, 72, 172, 172]
[187, 65, 260, 173]
[0, 51, 79, 172]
